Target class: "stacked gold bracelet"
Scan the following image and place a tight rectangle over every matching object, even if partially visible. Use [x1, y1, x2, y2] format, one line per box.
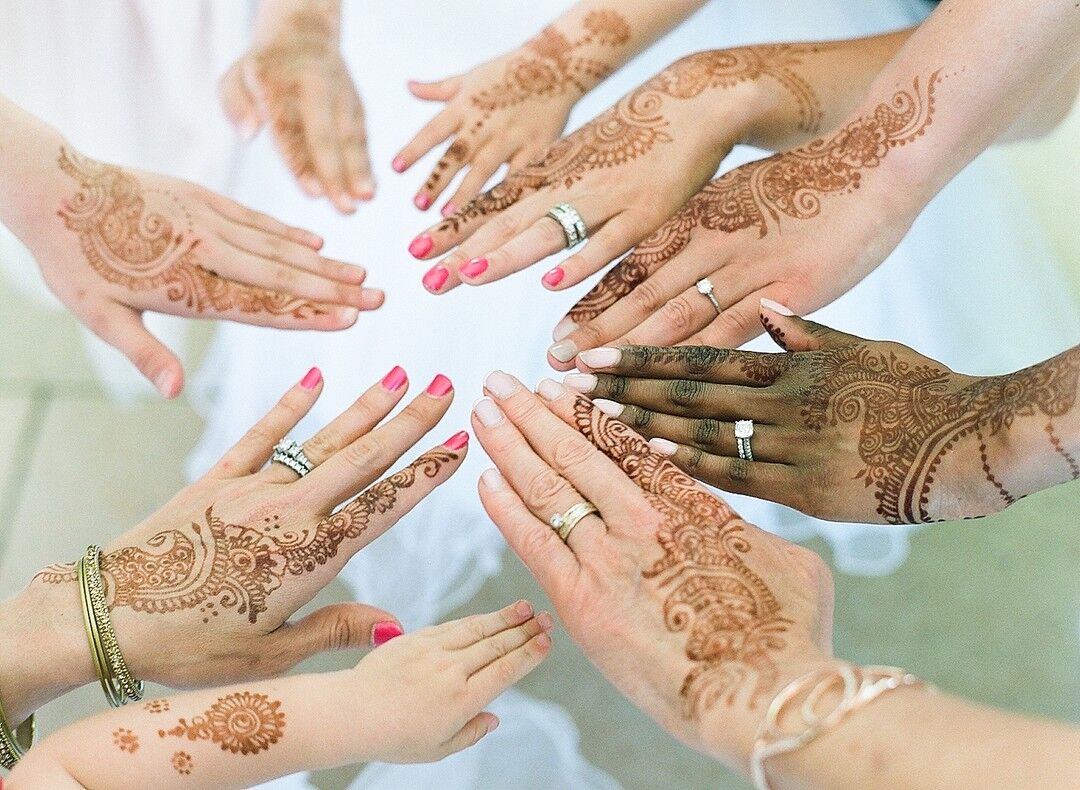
[0, 689, 34, 769]
[78, 545, 143, 707]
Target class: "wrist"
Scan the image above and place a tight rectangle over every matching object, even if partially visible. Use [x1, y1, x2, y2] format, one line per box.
[253, 0, 341, 47]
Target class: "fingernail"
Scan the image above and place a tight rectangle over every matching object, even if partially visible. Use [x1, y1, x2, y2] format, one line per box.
[392, 156, 407, 173]
[542, 267, 565, 288]
[760, 297, 795, 316]
[460, 257, 488, 278]
[238, 118, 259, 141]
[480, 467, 506, 490]
[372, 621, 404, 646]
[408, 234, 434, 259]
[484, 370, 518, 398]
[414, 193, 431, 210]
[337, 307, 360, 324]
[422, 265, 449, 291]
[592, 398, 624, 417]
[426, 373, 453, 396]
[548, 340, 578, 363]
[537, 612, 555, 631]
[487, 717, 500, 734]
[536, 378, 564, 400]
[154, 369, 175, 397]
[441, 202, 455, 218]
[444, 430, 469, 451]
[300, 366, 322, 390]
[381, 365, 407, 392]
[649, 438, 679, 456]
[474, 397, 504, 427]
[577, 348, 620, 369]
[515, 601, 534, 618]
[552, 317, 577, 342]
[562, 373, 596, 393]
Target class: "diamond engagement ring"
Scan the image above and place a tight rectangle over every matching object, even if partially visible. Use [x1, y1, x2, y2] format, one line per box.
[549, 501, 599, 543]
[696, 278, 722, 314]
[546, 202, 588, 249]
[272, 437, 315, 478]
[734, 420, 754, 461]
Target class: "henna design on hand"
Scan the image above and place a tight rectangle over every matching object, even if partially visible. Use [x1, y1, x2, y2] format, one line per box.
[112, 727, 140, 753]
[171, 751, 194, 776]
[572, 397, 789, 714]
[145, 699, 171, 714]
[35, 451, 457, 624]
[569, 71, 940, 322]
[620, 345, 794, 385]
[158, 692, 284, 755]
[56, 147, 320, 317]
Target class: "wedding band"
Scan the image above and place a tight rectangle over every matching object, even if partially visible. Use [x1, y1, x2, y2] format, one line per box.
[735, 419, 754, 461]
[549, 501, 599, 543]
[546, 202, 587, 249]
[272, 437, 314, 478]
[696, 278, 722, 314]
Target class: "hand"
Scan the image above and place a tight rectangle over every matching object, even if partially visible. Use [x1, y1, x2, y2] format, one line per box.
[393, 11, 631, 223]
[408, 45, 823, 295]
[562, 304, 1080, 524]
[219, 4, 372, 213]
[471, 371, 834, 766]
[546, 72, 941, 368]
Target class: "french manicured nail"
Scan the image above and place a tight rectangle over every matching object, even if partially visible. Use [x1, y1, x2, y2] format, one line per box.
[426, 373, 453, 396]
[760, 297, 795, 316]
[300, 366, 322, 390]
[460, 257, 488, 278]
[480, 467, 506, 490]
[552, 317, 576, 341]
[441, 202, 455, 217]
[372, 621, 404, 646]
[592, 398, 624, 418]
[542, 267, 564, 288]
[381, 365, 407, 392]
[577, 347, 620, 369]
[536, 378, 564, 400]
[414, 193, 431, 210]
[649, 438, 679, 456]
[444, 430, 469, 451]
[484, 370, 518, 398]
[562, 373, 597, 393]
[474, 397, 504, 427]
[408, 234, 434, 258]
[154, 369, 176, 397]
[548, 340, 578, 363]
[391, 156, 407, 173]
[422, 265, 449, 291]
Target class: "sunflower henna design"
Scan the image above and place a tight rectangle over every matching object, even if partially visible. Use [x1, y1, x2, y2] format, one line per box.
[158, 692, 285, 755]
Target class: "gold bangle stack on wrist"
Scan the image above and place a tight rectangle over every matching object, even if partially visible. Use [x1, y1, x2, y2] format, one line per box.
[78, 545, 143, 707]
[0, 691, 34, 769]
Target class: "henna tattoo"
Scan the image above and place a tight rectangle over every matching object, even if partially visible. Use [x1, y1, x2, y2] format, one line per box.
[572, 397, 789, 714]
[171, 751, 194, 776]
[759, 313, 789, 351]
[113, 727, 140, 753]
[56, 147, 320, 318]
[159, 692, 284, 755]
[568, 71, 941, 323]
[35, 451, 457, 623]
[620, 345, 794, 385]
[144, 699, 171, 714]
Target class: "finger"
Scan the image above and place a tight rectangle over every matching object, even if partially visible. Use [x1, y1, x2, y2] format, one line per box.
[218, 61, 262, 141]
[336, 92, 375, 200]
[440, 712, 499, 759]
[210, 366, 323, 477]
[543, 211, 648, 291]
[299, 82, 354, 213]
[408, 76, 463, 102]
[202, 189, 324, 251]
[214, 220, 364, 286]
[431, 599, 536, 649]
[418, 137, 473, 208]
[275, 602, 400, 664]
[460, 613, 554, 675]
[466, 631, 552, 707]
[652, 441, 799, 502]
[679, 290, 777, 351]
[393, 106, 459, 174]
[84, 305, 184, 398]
[430, 143, 518, 235]
[758, 299, 864, 352]
[573, 345, 787, 386]
[562, 373, 780, 422]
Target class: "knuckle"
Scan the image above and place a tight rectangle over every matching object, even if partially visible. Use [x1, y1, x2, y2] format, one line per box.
[601, 375, 628, 400]
[717, 306, 758, 340]
[273, 266, 298, 289]
[523, 469, 570, 510]
[692, 418, 723, 448]
[302, 431, 339, 462]
[326, 614, 357, 651]
[659, 296, 696, 333]
[570, 321, 605, 348]
[666, 378, 707, 408]
[520, 524, 558, 563]
[624, 407, 654, 431]
[628, 280, 664, 314]
[725, 457, 753, 483]
[343, 436, 387, 469]
[489, 214, 519, 242]
[548, 434, 594, 473]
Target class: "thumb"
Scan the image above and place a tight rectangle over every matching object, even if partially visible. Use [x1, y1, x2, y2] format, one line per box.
[758, 298, 863, 352]
[88, 307, 184, 398]
[219, 60, 263, 140]
[280, 603, 402, 661]
[407, 76, 462, 102]
[441, 712, 499, 758]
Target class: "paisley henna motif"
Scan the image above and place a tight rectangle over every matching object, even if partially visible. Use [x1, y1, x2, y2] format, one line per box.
[158, 692, 284, 755]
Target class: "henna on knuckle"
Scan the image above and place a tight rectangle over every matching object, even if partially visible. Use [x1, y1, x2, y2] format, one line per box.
[692, 418, 723, 449]
[667, 378, 706, 409]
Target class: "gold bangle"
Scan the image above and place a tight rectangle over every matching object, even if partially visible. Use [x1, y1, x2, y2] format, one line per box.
[78, 545, 143, 706]
[0, 689, 34, 770]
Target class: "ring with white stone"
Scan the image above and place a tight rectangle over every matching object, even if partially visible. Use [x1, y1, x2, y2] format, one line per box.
[546, 202, 588, 249]
[696, 278, 722, 314]
[734, 420, 754, 461]
[549, 501, 599, 543]
[272, 437, 315, 478]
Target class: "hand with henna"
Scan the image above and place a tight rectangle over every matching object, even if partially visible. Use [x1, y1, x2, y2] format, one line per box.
[562, 300, 1080, 524]
[0, 365, 468, 728]
[219, 0, 373, 213]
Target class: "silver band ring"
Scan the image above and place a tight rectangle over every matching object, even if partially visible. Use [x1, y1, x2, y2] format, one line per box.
[546, 202, 587, 249]
[696, 278, 722, 314]
[272, 437, 315, 478]
[734, 420, 754, 461]
[549, 501, 599, 543]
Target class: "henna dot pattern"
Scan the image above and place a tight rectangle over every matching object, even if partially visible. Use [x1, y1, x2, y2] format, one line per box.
[171, 751, 194, 776]
[159, 692, 285, 755]
[144, 699, 171, 714]
[113, 727, 140, 754]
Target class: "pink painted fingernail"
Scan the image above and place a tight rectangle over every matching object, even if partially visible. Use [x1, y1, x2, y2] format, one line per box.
[392, 156, 407, 173]
[422, 265, 449, 291]
[381, 365, 407, 392]
[414, 193, 431, 210]
[372, 621, 404, 646]
[759, 297, 796, 316]
[444, 430, 469, 451]
[300, 367, 322, 390]
[441, 202, 455, 218]
[542, 267, 565, 288]
[460, 257, 488, 278]
[408, 234, 434, 259]
[427, 373, 453, 396]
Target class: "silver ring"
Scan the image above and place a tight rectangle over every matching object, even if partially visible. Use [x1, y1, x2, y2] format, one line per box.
[546, 202, 587, 249]
[696, 278, 722, 314]
[271, 437, 315, 478]
[549, 501, 599, 543]
[734, 420, 754, 461]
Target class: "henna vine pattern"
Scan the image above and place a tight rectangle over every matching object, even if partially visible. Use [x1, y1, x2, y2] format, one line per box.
[158, 692, 285, 755]
[35, 451, 456, 623]
[572, 397, 789, 714]
[56, 147, 320, 318]
[620, 345, 794, 385]
[171, 751, 194, 776]
[569, 71, 941, 322]
[113, 727, 140, 753]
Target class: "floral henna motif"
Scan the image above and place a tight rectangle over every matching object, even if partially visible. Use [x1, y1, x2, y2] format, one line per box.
[159, 692, 285, 755]
[113, 727, 140, 753]
[572, 397, 789, 714]
[35, 451, 457, 624]
[619, 345, 793, 385]
[171, 751, 194, 776]
[56, 147, 320, 318]
[145, 699, 171, 714]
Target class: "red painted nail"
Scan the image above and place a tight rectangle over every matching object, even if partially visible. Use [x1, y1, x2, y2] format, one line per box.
[408, 234, 434, 259]
[414, 193, 431, 210]
[542, 267, 565, 288]
[300, 367, 322, 390]
[444, 430, 469, 450]
[423, 265, 449, 291]
[372, 621, 404, 646]
[426, 373, 453, 396]
[391, 156, 407, 173]
[381, 365, 407, 392]
[441, 202, 455, 218]
[460, 257, 488, 278]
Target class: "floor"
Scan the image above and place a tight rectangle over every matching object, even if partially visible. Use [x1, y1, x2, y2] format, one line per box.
[1, 271, 1078, 790]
